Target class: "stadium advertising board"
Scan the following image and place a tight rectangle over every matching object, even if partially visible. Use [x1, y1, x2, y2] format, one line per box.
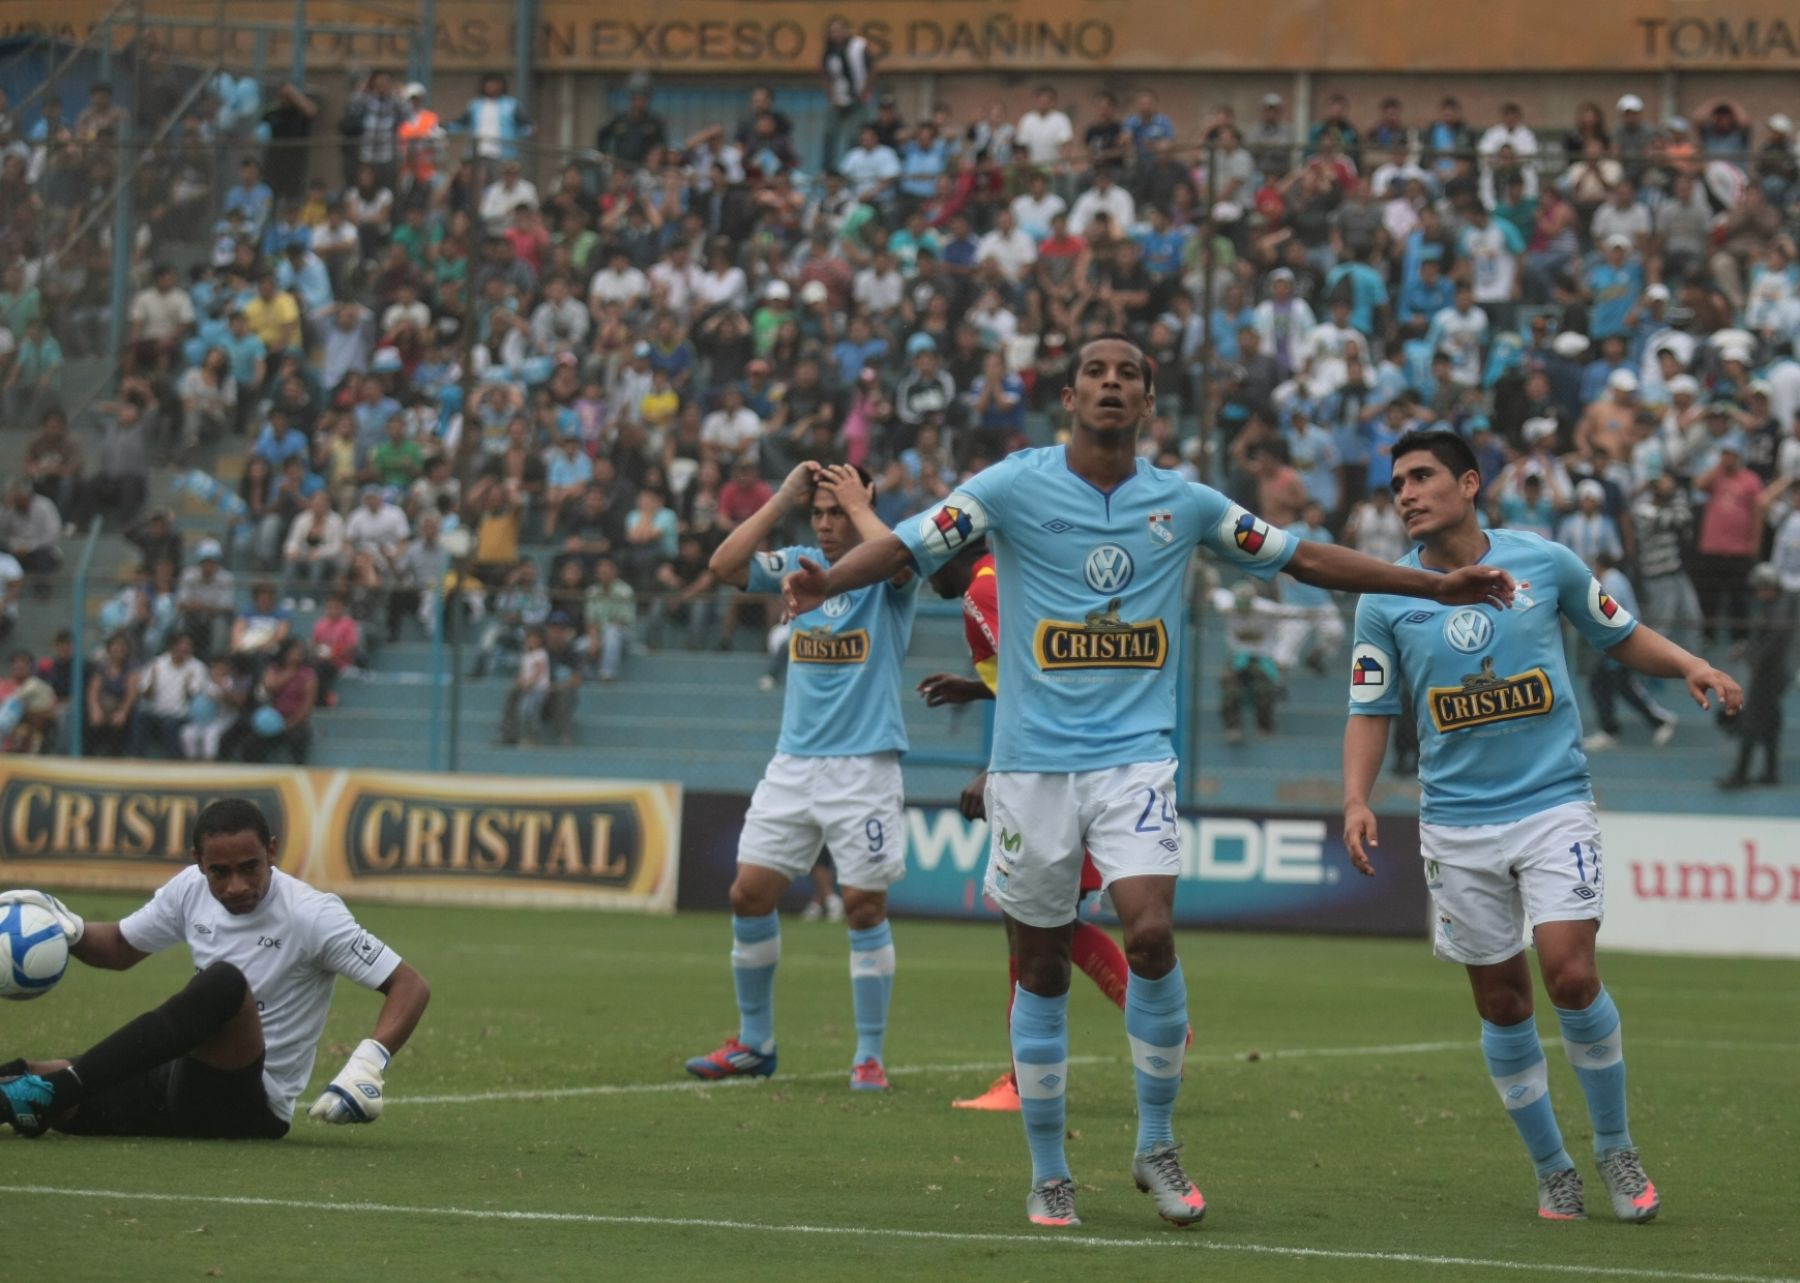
[0, 757, 309, 895]
[5, 0, 1800, 72]
[1599, 812, 1800, 959]
[0, 760, 681, 913]
[315, 770, 681, 910]
[678, 793, 1427, 935]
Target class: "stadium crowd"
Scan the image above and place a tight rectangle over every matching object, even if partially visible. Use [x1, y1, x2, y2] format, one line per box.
[0, 59, 1796, 780]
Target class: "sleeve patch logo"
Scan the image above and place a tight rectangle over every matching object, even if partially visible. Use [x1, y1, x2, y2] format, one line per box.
[351, 932, 386, 967]
[1349, 643, 1394, 704]
[918, 494, 987, 557]
[756, 551, 785, 576]
[1234, 512, 1269, 554]
[1587, 579, 1632, 629]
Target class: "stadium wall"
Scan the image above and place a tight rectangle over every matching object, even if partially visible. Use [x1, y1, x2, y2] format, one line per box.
[0, 758, 681, 913]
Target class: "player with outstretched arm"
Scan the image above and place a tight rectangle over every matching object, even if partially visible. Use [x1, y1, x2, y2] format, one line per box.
[783, 333, 1514, 1228]
[917, 539, 1137, 1114]
[684, 461, 919, 1092]
[0, 797, 430, 1140]
[1341, 428, 1741, 1223]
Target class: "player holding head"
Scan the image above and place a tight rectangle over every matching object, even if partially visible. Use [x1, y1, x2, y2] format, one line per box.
[918, 539, 1134, 1114]
[785, 333, 1512, 1227]
[1342, 428, 1741, 1223]
[685, 461, 918, 1092]
[0, 798, 431, 1139]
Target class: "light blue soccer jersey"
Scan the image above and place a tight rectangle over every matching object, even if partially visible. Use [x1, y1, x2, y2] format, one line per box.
[747, 545, 918, 757]
[895, 447, 1296, 772]
[1347, 528, 1638, 825]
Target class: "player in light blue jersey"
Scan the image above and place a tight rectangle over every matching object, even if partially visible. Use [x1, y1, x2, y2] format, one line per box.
[684, 462, 918, 1092]
[1342, 429, 1741, 1224]
[783, 334, 1514, 1229]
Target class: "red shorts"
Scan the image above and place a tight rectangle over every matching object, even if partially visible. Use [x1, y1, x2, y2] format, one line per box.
[1079, 852, 1102, 896]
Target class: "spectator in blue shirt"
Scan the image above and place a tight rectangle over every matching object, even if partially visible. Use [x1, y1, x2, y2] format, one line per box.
[898, 123, 948, 204]
[1397, 254, 1455, 326]
[966, 350, 1025, 450]
[221, 158, 274, 244]
[1584, 235, 1644, 341]
[1323, 245, 1391, 336]
[832, 314, 888, 386]
[1136, 205, 1189, 278]
[1125, 90, 1175, 169]
[251, 406, 309, 469]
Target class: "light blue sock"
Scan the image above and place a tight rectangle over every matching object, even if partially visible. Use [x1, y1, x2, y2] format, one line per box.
[731, 912, 780, 1053]
[1481, 1017, 1573, 1177]
[1011, 986, 1071, 1183]
[1555, 987, 1632, 1154]
[848, 921, 895, 1065]
[1125, 962, 1188, 1153]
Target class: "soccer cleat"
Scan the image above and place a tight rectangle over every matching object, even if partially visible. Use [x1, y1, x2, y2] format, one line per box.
[1132, 1141, 1207, 1225]
[0, 1074, 56, 1138]
[952, 1072, 1021, 1112]
[683, 1037, 777, 1081]
[1651, 718, 1677, 747]
[1025, 1177, 1081, 1227]
[1581, 731, 1618, 751]
[1596, 1147, 1660, 1223]
[1537, 1166, 1588, 1220]
[850, 1058, 890, 1092]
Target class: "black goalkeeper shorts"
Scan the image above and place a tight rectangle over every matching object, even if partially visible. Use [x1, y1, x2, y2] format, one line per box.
[51, 1055, 289, 1140]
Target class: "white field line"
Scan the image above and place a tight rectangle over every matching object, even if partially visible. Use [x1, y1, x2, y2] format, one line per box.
[392, 1040, 1473, 1106]
[4, 1185, 1793, 1283]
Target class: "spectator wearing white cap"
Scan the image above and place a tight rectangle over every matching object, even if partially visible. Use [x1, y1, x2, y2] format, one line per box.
[1614, 94, 1653, 178]
[1556, 477, 1624, 565]
[1754, 113, 1798, 202]
[1252, 268, 1316, 376]
[1577, 367, 1639, 460]
[1584, 234, 1643, 342]
[1743, 380, 1784, 480]
[1589, 177, 1650, 254]
[1630, 284, 1679, 381]
[1744, 239, 1800, 340]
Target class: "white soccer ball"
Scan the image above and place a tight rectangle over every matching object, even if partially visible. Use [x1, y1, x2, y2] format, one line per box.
[0, 902, 69, 1001]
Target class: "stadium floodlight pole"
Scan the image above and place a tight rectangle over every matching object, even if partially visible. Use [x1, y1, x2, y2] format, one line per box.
[513, 0, 536, 161]
[416, 0, 436, 94]
[447, 561, 465, 773]
[105, 0, 146, 377]
[291, 0, 306, 87]
[1197, 140, 1217, 487]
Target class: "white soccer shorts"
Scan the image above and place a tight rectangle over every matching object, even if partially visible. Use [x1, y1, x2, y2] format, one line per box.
[737, 752, 906, 891]
[983, 758, 1181, 928]
[1418, 799, 1605, 966]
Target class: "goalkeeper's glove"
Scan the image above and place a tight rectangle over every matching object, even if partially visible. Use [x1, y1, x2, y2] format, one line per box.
[307, 1038, 390, 1124]
[0, 889, 85, 945]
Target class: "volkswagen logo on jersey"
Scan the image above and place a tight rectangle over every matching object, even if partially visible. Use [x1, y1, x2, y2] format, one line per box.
[820, 593, 851, 618]
[1443, 607, 1493, 654]
[1083, 544, 1135, 594]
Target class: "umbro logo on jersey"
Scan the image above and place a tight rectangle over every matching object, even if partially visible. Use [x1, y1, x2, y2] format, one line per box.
[193, 924, 213, 936]
[1402, 610, 1434, 624]
[1041, 518, 1074, 534]
[1573, 885, 1597, 901]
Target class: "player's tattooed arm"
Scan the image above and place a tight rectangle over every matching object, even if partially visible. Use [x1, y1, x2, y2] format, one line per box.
[1607, 627, 1744, 715]
[1287, 540, 1516, 608]
[1341, 716, 1391, 877]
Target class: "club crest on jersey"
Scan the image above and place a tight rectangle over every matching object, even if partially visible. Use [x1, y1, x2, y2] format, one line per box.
[1443, 607, 1493, 654]
[1083, 544, 1135, 594]
[1427, 657, 1554, 732]
[1588, 579, 1631, 628]
[791, 627, 870, 664]
[1033, 599, 1168, 671]
[1147, 509, 1174, 546]
[1348, 644, 1391, 703]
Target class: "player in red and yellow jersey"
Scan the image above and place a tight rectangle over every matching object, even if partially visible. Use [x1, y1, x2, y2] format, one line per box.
[918, 541, 1131, 1112]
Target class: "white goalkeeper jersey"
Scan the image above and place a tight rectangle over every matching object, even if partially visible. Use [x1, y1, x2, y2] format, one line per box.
[119, 867, 402, 1121]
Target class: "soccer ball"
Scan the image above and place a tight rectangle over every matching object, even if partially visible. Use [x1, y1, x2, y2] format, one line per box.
[0, 902, 69, 1001]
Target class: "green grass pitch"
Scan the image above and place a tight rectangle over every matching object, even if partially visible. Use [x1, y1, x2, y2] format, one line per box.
[6, 895, 1798, 1283]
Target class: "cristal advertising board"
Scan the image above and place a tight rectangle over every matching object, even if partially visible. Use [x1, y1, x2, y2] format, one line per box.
[678, 792, 1427, 935]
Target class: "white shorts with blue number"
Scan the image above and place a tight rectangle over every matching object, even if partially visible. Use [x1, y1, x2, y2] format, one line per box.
[983, 759, 1181, 929]
[737, 752, 906, 891]
[1418, 799, 1605, 966]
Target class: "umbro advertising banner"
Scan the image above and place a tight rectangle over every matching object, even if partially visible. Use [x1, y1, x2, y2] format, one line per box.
[678, 792, 1428, 936]
[0, 759, 682, 913]
[1594, 812, 1800, 959]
